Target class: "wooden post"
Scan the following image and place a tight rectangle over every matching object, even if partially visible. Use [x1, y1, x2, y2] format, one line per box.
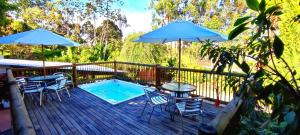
[113, 60, 117, 76]
[155, 64, 161, 87]
[72, 63, 77, 87]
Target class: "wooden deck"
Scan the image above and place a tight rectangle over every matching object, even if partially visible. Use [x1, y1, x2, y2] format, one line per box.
[24, 88, 222, 135]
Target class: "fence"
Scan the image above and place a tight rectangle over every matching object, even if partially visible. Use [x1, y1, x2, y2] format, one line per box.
[11, 61, 246, 103]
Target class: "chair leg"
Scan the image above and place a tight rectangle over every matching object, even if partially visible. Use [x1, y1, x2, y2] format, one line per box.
[56, 91, 62, 102]
[30, 93, 34, 100]
[148, 107, 155, 123]
[22, 92, 25, 99]
[141, 101, 148, 116]
[65, 87, 70, 97]
[39, 92, 43, 106]
[180, 115, 184, 133]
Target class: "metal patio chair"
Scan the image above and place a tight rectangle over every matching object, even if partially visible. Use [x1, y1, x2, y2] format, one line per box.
[175, 97, 203, 131]
[141, 87, 168, 122]
[53, 72, 74, 88]
[18, 80, 45, 106]
[46, 77, 70, 101]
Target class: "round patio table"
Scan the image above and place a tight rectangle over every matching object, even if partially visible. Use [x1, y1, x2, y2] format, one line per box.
[161, 82, 196, 97]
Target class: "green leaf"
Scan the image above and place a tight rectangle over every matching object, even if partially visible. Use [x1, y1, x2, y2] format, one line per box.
[259, 0, 266, 11]
[273, 11, 283, 16]
[273, 35, 284, 58]
[265, 6, 280, 14]
[246, 0, 259, 11]
[234, 16, 251, 26]
[236, 61, 250, 73]
[254, 69, 264, 79]
[228, 23, 249, 40]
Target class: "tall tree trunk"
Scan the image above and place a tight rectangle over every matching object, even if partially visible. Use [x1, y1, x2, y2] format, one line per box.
[93, 12, 96, 46]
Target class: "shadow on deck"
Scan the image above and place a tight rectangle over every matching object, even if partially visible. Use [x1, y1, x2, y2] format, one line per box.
[24, 88, 223, 135]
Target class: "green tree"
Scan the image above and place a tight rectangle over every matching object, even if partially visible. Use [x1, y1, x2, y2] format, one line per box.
[200, 0, 300, 133]
[118, 33, 166, 64]
[0, 0, 16, 32]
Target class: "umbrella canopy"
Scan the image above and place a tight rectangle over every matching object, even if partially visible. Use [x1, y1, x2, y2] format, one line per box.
[0, 28, 79, 46]
[134, 20, 227, 89]
[0, 28, 80, 76]
[134, 20, 227, 43]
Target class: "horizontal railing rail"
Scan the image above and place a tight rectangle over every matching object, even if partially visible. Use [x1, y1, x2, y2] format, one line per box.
[10, 61, 246, 103]
[7, 68, 36, 135]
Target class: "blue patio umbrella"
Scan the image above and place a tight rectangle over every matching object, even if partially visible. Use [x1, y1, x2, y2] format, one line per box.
[134, 20, 227, 84]
[0, 28, 80, 76]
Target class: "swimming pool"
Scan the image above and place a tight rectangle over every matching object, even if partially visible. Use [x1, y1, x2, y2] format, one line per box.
[79, 79, 145, 105]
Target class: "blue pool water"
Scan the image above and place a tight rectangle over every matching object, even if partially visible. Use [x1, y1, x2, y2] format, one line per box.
[79, 79, 145, 105]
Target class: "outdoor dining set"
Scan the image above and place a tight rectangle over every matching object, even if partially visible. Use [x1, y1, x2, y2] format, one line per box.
[15, 72, 74, 106]
[141, 82, 205, 130]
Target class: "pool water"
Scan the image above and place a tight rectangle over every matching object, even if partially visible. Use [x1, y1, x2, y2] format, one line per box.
[79, 79, 145, 105]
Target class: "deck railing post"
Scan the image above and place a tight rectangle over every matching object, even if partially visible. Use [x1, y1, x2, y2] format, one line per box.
[155, 64, 161, 87]
[114, 60, 117, 76]
[72, 63, 77, 87]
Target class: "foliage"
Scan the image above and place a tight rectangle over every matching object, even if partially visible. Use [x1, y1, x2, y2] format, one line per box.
[200, 0, 300, 133]
[167, 57, 176, 67]
[118, 33, 166, 64]
[0, 0, 16, 27]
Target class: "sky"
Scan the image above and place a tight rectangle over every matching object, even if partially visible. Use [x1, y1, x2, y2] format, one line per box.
[119, 0, 152, 38]
[75, 0, 152, 38]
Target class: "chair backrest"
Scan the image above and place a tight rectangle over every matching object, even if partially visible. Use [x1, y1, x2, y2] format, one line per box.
[21, 82, 42, 92]
[16, 77, 28, 91]
[56, 77, 67, 89]
[143, 87, 153, 101]
[16, 77, 27, 83]
[183, 98, 203, 115]
[54, 72, 72, 81]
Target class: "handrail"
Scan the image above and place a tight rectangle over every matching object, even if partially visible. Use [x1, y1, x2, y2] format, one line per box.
[10, 61, 246, 77]
[6, 68, 36, 135]
[10, 61, 246, 102]
[76, 61, 114, 66]
[115, 61, 156, 67]
[160, 66, 247, 77]
[11, 64, 73, 70]
[198, 83, 247, 135]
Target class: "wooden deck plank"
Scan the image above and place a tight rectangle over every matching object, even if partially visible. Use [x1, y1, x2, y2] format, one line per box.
[69, 90, 144, 135]
[24, 88, 222, 135]
[24, 97, 44, 135]
[45, 94, 89, 134]
[26, 96, 52, 135]
[44, 100, 77, 135]
[70, 90, 153, 135]
[71, 90, 161, 135]
[60, 96, 112, 135]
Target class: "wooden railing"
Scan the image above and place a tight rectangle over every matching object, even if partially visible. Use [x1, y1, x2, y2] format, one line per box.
[6, 69, 36, 135]
[11, 61, 246, 103]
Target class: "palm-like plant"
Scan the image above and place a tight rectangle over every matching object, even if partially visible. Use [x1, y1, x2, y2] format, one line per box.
[200, 0, 299, 134]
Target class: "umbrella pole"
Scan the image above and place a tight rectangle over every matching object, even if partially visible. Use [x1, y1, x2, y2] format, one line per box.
[42, 45, 46, 77]
[178, 39, 181, 88]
